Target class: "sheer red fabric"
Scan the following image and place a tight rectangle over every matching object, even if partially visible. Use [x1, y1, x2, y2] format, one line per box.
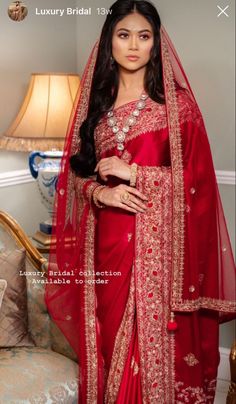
[44, 27, 235, 403]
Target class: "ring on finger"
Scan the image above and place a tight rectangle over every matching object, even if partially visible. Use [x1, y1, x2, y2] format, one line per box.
[120, 191, 130, 203]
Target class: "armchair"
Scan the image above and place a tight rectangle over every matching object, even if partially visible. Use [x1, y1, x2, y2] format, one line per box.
[0, 211, 78, 403]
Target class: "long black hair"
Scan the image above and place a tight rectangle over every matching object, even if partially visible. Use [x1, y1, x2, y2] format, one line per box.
[70, 0, 164, 177]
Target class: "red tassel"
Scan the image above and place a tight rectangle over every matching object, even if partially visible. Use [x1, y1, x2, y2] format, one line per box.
[167, 312, 178, 331]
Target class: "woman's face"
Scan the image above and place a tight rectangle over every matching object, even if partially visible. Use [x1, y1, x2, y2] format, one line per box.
[112, 12, 154, 72]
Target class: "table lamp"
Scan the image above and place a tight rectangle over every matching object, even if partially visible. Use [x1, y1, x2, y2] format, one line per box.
[0, 73, 80, 245]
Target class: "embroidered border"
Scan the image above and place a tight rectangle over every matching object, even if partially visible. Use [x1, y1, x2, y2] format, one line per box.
[172, 296, 236, 312]
[70, 42, 99, 156]
[135, 166, 175, 403]
[161, 35, 186, 309]
[105, 269, 136, 403]
[83, 179, 101, 204]
[64, 42, 99, 225]
[84, 208, 98, 402]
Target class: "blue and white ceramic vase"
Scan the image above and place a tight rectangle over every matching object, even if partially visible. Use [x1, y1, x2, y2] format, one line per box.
[29, 150, 63, 219]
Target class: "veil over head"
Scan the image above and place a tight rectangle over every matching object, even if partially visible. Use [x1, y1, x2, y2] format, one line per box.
[45, 17, 235, 403]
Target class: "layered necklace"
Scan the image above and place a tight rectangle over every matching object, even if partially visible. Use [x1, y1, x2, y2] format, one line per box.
[107, 93, 148, 152]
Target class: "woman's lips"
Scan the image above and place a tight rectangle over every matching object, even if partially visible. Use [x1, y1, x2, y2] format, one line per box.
[126, 56, 140, 61]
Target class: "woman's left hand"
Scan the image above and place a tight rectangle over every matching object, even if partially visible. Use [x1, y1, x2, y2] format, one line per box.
[94, 156, 131, 182]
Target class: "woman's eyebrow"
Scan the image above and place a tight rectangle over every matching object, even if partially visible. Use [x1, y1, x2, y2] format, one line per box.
[116, 28, 152, 33]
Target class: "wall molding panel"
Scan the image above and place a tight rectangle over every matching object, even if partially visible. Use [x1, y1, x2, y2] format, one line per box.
[0, 169, 33, 188]
[218, 347, 230, 382]
[216, 170, 236, 186]
[0, 169, 235, 188]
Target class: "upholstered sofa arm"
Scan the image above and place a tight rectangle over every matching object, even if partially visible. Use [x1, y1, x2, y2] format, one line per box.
[0, 210, 77, 362]
[0, 211, 78, 402]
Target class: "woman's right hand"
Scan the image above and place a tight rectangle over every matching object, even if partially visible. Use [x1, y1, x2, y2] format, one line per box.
[97, 184, 148, 213]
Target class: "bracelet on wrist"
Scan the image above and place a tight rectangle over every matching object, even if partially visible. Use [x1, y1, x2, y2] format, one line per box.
[130, 163, 138, 187]
[92, 185, 107, 208]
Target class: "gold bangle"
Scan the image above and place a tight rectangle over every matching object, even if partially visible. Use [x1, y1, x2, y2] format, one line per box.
[92, 185, 106, 208]
[130, 163, 138, 187]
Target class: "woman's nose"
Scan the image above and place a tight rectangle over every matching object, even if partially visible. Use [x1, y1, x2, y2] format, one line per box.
[129, 35, 138, 50]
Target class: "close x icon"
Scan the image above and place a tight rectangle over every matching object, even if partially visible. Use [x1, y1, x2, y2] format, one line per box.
[217, 5, 229, 17]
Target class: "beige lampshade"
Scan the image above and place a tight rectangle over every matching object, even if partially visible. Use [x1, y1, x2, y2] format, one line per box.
[0, 73, 80, 152]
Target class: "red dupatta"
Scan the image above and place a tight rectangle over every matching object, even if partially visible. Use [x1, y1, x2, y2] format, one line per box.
[160, 27, 235, 315]
[45, 27, 236, 403]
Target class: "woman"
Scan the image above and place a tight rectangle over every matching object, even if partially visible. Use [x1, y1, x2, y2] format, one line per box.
[45, 1, 236, 403]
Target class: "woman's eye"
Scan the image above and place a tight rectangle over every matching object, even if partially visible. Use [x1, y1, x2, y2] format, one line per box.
[140, 34, 150, 40]
[118, 33, 129, 39]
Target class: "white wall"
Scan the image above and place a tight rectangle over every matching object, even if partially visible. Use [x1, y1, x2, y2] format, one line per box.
[0, 0, 77, 232]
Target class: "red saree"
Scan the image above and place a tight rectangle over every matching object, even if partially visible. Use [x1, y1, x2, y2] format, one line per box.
[45, 27, 236, 403]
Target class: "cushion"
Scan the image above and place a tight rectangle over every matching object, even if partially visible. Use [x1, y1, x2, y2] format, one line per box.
[0, 347, 78, 403]
[50, 320, 77, 362]
[0, 249, 34, 347]
[26, 264, 77, 360]
[26, 263, 51, 349]
[0, 279, 7, 309]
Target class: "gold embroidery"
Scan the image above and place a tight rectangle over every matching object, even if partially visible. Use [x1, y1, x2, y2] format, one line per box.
[84, 209, 98, 402]
[105, 270, 136, 403]
[85, 180, 101, 204]
[135, 165, 175, 403]
[172, 296, 236, 312]
[183, 353, 199, 367]
[131, 356, 139, 376]
[71, 42, 99, 156]
[185, 204, 191, 213]
[65, 42, 99, 225]
[75, 180, 86, 228]
[127, 233, 133, 242]
[64, 170, 76, 225]
[175, 378, 217, 403]
[161, 33, 185, 313]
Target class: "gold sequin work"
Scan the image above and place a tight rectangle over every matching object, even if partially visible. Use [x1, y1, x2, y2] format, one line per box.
[183, 353, 200, 367]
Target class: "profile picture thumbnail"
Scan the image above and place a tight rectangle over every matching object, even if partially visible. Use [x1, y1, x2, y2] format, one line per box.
[8, 1, 28, 22]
